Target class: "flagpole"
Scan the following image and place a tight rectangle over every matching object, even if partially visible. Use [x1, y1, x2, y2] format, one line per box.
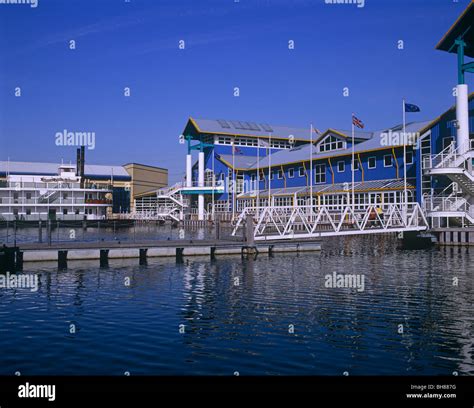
[256, 138, 260, 213]
[402, 98, 407, 211]
[212, 148, 215, 221]
[310, 123, 313, 209]
[232, 141, 235, 220]
[268, 133, 271, 207]
[351, 113, 355, 211]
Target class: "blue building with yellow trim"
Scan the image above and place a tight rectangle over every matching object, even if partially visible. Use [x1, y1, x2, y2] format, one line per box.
[178, 94, 474, 217]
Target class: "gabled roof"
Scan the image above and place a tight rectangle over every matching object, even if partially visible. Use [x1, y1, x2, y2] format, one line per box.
[436, 1, 474, 58]
[215, 154, 258, 170]
[184, 117, 318, 142]
[252, 121, 433, 170]
[314, 128, 374, 144]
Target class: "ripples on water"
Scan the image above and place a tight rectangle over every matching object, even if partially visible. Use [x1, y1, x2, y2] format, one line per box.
[0, 235, 472, 375]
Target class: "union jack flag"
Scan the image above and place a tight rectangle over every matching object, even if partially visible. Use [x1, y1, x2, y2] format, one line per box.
[352, 115, 365, 129]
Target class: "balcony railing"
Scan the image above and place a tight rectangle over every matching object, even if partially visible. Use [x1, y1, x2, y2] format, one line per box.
[0, 181, 112, 191]
[0, 197, 110, 206]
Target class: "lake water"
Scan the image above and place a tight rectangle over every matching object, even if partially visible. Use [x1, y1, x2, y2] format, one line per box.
[0, 235, 473, 376]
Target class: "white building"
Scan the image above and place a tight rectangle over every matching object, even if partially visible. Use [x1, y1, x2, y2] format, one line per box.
[0, 163, 113, 221]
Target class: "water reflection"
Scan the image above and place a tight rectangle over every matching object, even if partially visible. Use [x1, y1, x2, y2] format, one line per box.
[0, 235, 472, 375]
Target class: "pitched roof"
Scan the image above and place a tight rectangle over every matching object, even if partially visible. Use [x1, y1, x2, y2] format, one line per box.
[436, 1, 474, 58]
[216, 154, 259, 169]
[187, 117, 317, 141]
[0, 161, 131, 179]
[253, 121, 433, 169]
[238, 178, 415, 198]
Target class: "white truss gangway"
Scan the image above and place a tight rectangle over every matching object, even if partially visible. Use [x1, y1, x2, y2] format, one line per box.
[232, 202, 429, 241]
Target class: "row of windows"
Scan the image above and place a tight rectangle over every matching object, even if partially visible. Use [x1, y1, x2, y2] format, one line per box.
[11, 208, 81, 215]
[215, 136, 291, 149]
[237, 191, 415, 210]
[318, 135, 345, 153]
[249, 152, 414, 183]
[7, 192, 71, 200]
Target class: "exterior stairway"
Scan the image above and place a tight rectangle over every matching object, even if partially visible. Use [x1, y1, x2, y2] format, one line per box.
[131, 183, 188, 222]
[424, 144, 474, 195]
[423, 144, 474, 225]
[38, 189, 60, 204]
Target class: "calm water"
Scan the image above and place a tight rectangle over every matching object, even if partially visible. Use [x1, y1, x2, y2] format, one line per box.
[0, 224, 218, 244]
[0, 235, 473, 376]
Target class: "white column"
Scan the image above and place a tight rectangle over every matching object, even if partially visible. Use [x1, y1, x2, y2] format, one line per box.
[198, 151, 205, 220]
[456, 84, 470, 154]
[186, 154, 192, 188]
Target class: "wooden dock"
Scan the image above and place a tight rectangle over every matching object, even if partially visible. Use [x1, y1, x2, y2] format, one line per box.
[0, 238, 322, 271]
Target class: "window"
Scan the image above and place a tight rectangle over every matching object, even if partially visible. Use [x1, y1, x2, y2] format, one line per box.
[406, 151, 414, 165]
[26, 192, 31, 200]
[318, 135, 344, 153]
[337, 161, 345, 173]
[217, 136, 232, 145]
[351, 160, 359, 171]
[13, 192, 18, 199]
[63, 209, 68, 215]
[13, 209, 18, 215]
[315, 164, 326, 184]
[270, 140, 290, 149]
[269, 171, 274, 180]
[251, 174, 256, 182]
[26, 209, 31, 215]
[442, 137, 455, 150]
[384, 155, 393, 167]
[288, 168, 294, 178]
[75, 209, 80, 215]
[234, 137, 258, 147]
[299, 167, 305, 177]
[63, 193, 68, 200]
[368, 157, 376, 169]
[277, 170, 283, 179]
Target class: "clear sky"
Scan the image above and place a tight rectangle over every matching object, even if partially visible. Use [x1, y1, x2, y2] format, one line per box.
[1, 0, 473, 183]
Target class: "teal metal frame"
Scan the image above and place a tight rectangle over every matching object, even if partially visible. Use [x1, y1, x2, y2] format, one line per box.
[186, 135, 214, 154]
[451, 37, 473, 85]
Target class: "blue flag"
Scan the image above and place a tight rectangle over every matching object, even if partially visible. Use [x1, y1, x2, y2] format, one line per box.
[405, 103, 420, 113]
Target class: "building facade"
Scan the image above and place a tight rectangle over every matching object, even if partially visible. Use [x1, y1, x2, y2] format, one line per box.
[165, 94, 471, 223]
[0, 158, 168, 221]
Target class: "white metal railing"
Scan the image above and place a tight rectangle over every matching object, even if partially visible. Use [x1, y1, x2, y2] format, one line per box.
[423, 142, 474, 171]
[424, 195, 473, 215]
[232, 203, 428, 240]
[0, 180, 112, 191]
[157, 182, 184, 197]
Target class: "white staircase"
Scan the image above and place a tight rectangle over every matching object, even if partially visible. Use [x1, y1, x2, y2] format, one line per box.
[131, 183, 188, 222]
[424, 144, 474, 195]
[423, 180, 474, 225]
[423, 144, 474, 225]
[38, 189, 60, 204]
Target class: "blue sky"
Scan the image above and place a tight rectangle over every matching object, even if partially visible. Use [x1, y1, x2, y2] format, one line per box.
[1, 0, 473, 183]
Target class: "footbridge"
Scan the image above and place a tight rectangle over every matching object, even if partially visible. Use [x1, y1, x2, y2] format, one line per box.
[232, 203, 429, 241]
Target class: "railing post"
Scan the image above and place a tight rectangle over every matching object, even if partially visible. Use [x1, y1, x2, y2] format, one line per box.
[47, 219, 52, 246]
[245, 214, 254, 245]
